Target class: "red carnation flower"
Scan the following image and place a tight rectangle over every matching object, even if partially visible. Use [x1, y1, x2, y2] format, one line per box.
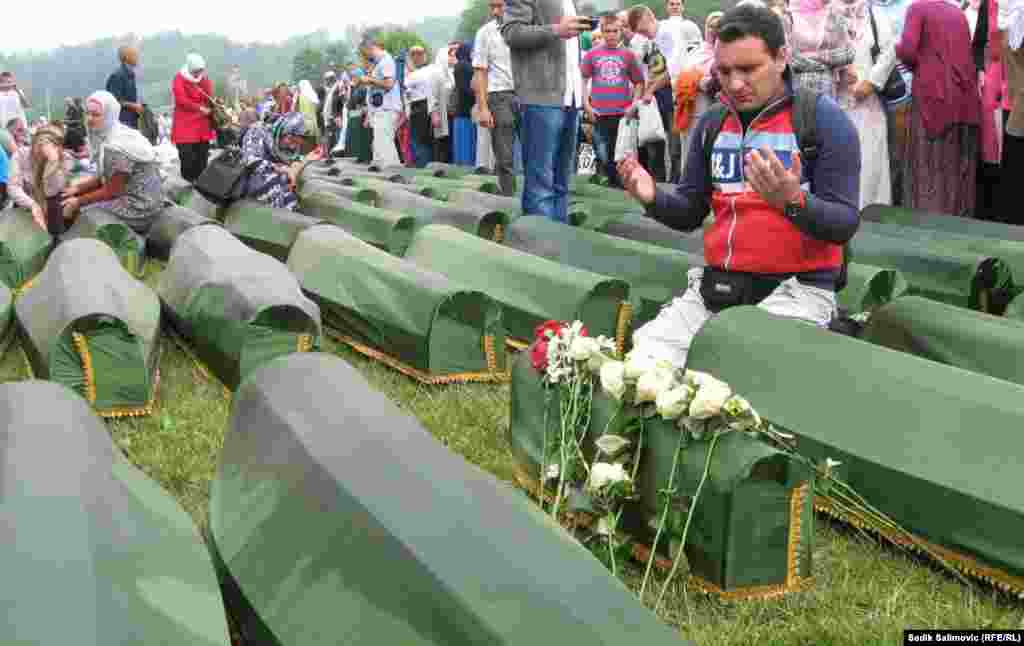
[530, 340, 550, 373]
[534, 320, 566, 342]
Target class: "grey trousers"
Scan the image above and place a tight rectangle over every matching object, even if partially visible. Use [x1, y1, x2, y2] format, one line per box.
[489, 91, 518, 196]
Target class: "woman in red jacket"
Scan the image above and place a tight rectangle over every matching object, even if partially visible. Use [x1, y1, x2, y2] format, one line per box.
[171, 53, 216, 183]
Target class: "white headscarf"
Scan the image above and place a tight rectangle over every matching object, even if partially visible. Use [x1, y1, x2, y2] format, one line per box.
[181, 53, 206, 83]
[86, 90, 156, 176]
[434, 48, 454, 89]
[298, 80, 320, 105]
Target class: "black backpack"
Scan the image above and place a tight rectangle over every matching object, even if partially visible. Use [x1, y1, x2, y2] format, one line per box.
[699, 91, 850, 292]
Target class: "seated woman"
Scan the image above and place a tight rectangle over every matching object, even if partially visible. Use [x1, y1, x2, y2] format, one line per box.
[61, 91, 164, 235]
[238, 111, 322, 211]
[8, 121, 71, 233]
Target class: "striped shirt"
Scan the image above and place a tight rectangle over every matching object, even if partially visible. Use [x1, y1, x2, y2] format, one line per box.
[581, 47, 644, 116]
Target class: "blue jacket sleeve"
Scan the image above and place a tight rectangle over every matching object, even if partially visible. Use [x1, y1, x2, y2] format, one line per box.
[790, 96, 861, 245]
[106, 71, 124, 102]
[643, 110, 714, 232]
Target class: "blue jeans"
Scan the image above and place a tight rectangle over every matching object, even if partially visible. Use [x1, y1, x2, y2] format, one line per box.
[520, 105, 580, 223]
[412, 139, 432, 168]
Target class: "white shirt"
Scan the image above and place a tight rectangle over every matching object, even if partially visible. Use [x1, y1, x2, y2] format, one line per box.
[563, 0, 584, 107]
[472, 20, 515, 93]
[657, 16, 704, 79]
[404, 66, 434, 103]
[630, 33, 652, 81]
[999, 0, 1024, 49]
[369, 52, 403, 113]
[0, 90, 27, 133]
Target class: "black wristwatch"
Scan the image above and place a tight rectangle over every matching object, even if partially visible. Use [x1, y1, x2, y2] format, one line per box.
[784, 191, 807, 220]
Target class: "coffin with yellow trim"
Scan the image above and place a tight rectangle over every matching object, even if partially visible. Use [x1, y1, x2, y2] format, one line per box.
[223, 200, 324, 261]
[157, 225, 321, 390]
[15, 239, 161, 417]
[63, 207, 146, 276]
[687, 306, 1024, 595]
[146, 204, 220, 261]
[0, 208, 53, 292]
[210, 352, 687, 646]
[287, 225, 508, 383]
[0, 381, 231, 646]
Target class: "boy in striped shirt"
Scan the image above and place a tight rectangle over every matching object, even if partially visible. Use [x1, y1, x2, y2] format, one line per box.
[582, 15, 645, 188]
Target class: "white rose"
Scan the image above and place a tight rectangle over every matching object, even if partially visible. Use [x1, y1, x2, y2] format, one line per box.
[588, 351, 611, 373]
[594, 434, 632, 458]
[600, 361, 627, 400]
[635, 366, 677, 405]
[656, 384, 694, 420]
[568, 336, 600, 361]
[587, 462, 631, 491]
[688, 376, 733, 419]
[546, 463, 560, 481]
[623, 351, 657, 380]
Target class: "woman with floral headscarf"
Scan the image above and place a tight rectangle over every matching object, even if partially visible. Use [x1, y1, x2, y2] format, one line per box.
[785, 0, 856, 97]
[61, 90, 163, 234]
[237, 111, 322, 210]
[171, 53, 216, 183]
[834, 0, 898, 206]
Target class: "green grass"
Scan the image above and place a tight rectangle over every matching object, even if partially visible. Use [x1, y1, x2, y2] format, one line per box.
[1, 259, 1022, 645]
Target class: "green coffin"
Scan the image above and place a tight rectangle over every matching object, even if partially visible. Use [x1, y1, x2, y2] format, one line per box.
[850, 229, 1013, 312]
[209, 352, 686, 646]
[861, 204, 1024, 243]
[447, 188, 522, 222]
[297, 178, 378, 205]
[163, 173, 194, 205]
[146, 204, 220, 261]
[409, 174, 502, 195]
[838, 263, 909, 315]
[424, 161, 476, 178]
[862, 295, 1024, 386]
[157, 225, 322, 390]
[288, 225, 508, 383]
[311, 163, 409, 184]
[588, 212, 705, 255]
[508, 349, 814, 599]
[16, 239, 161, 417]
[371, 184, 508, 241]
[0, 283, 12, 358]
[403, 224, 631, 347]
[179, 188, 228, 221]
[503, 216, 702, 329]
[0, 381, 231, 646]
[63, 208, 146, 276]
[298, 190, 414, 255]
[224, 200, 325, 261]
[687, 306, 1024, 594]
[0, 209, 53, 291]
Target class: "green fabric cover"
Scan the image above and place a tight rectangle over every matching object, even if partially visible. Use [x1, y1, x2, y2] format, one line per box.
[370, 184, 507, 240]
[178, 188, 227, 221]
[288, 225, 507, 377]
[210, 352, 686, 646]
[1008, 292, 1024, 321]
[861, 204, 1024, 243]
[0, 209, 53, 290]
[298, 190, 414, 255]
[508, 349, 814, 594]
[63, 208, 146, 276]
[158, 225, 322, 390]
[224, 200, 325, 261]
[410, 175, 502, 195]
[344, 175, 442, 200]
[146, 205, 219, 261]
[403, 224, 630, 343]
[687, 306, 1024, 589]
[588, 212, 705, 255]
[503, 216, 703, 327]
[15, 239, 161, 415]
[862, 295, 1024, 386]
[163, 174, 195, 205]
[838, 263, 909, 314]
[0, 381, 231, 646]
[850, 229, 1013, 311]
[308, 163, 409, 184]
[447, 188, 522, 222]
[0, 283, 12, 358]
[297, 178, 378, 205]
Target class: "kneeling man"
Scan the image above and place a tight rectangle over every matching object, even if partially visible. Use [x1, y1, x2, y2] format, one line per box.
[618, 4, 861, 369]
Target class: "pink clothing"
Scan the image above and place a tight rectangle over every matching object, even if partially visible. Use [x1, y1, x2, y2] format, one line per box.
[896, 0, 982, 137]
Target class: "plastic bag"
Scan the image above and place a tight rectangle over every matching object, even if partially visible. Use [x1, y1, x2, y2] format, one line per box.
[638, 100, 667, 146]
[614, 118, 639, 161]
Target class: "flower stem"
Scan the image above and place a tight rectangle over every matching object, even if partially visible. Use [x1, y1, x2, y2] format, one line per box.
[639, 425, 686, 601]
[655, 430, 721, 613]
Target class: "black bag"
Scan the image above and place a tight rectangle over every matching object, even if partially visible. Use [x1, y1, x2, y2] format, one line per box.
[369, 92, 384, 108]
[699, 267, 783, 313]
[194, 148, 249, 206]
[868, 6, 909, 105]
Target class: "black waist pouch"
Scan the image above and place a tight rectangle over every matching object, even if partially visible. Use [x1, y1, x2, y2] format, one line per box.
[700, 268, 784, 314]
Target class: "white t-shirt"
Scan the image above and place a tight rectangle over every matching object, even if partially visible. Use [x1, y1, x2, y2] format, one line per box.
[472, 20, 515, 93]
[0, 90, 27, 133]
[657, 16, 704, 79]
[404, 66, 434, 104]
[563, 0, 584, 108]
[369, 52, 402, 113]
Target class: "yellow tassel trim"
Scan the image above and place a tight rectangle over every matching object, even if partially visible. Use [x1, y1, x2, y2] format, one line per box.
[12, 273, 39, 299]
[815, 495, 1024, 596]
[329, 330, 511, 385]
[689, 574, 812, 602]
[786, 482, 811, 589]
[493, 223, 505, 244]
[296, 333, 314, 353]
[484, 335, 498, 373]
[506, 337, 529, 352]
[72, 332, 98, 405]
[615, 302, 633, 357]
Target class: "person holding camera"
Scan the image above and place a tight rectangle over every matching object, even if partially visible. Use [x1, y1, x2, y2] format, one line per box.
[356, 36, 402, 168]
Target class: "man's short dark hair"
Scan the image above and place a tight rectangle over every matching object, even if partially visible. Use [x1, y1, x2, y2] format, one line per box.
[717, 5, 787, 57]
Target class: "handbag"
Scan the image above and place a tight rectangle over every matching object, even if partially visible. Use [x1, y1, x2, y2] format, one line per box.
[194, 148, 250, 206]
[637, 100, 667, 146]
[868, 6, 910, 105]
[614, 117, 639, 161]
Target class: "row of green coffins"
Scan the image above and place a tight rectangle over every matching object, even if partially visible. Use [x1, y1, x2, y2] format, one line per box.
[209, 352, 686, 646]
[0, 380, 232, 645]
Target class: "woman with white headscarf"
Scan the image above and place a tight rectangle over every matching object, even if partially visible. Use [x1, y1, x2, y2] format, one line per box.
[294, 80, 321, 143]
[61, 90, 163, 234]
[171, 53, 216, 183]
[428, 45, 455, 163]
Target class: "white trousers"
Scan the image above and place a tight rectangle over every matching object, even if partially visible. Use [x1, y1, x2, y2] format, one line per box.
[370, 109, 401, 167]
[632, 267, 837, 370]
